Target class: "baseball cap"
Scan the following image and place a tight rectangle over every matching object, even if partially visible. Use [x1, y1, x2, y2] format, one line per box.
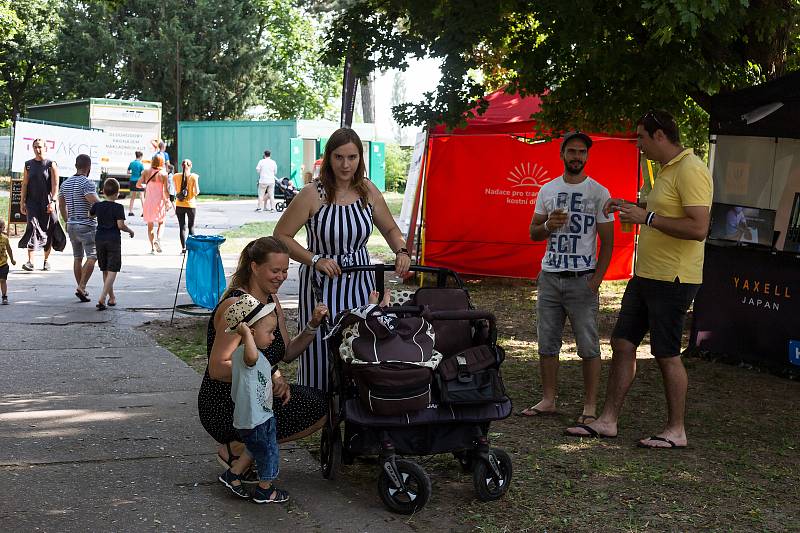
[223, 293, 277, 333]
[561, 131, 593, 151]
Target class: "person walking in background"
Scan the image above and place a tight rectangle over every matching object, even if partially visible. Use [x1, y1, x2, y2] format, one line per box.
[520, 131, 614, 424]
[58, 154, 100, 303]
[256, 150, 277, 212]
[153, 140, 171, 167]
[127, 151, 144, 216]
[0, 218, 16, 304]
[175, 159, 200, 254]
[90, 178, 134, 310]
[166, 162, 177, 203]
[19, 138, 58, 272]
[565, 110, 712, 449]
[141, 154, 171, 254]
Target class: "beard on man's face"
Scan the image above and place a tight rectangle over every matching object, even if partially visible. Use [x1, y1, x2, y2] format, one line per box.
[564, 159, 585, 175]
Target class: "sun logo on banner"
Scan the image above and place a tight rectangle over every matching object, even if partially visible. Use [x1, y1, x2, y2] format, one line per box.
[507, 162, 551, 189]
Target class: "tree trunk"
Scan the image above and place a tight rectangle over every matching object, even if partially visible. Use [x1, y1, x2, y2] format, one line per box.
[360, 75, 374, 123]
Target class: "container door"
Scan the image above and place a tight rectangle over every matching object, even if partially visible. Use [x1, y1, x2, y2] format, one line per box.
[369, 141, 386, 192]
[289, 137, 304, 187]
[317, 137, 328, 158]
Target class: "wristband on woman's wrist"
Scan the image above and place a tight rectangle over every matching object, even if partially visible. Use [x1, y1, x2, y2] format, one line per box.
[303, 322, 319, 335]
[645, 211, 656, 227]
[394, 247, 409, 256]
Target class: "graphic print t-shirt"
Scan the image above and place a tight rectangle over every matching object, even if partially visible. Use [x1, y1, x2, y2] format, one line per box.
[534, 176, 614, 272]
[230, 345, 274, 430]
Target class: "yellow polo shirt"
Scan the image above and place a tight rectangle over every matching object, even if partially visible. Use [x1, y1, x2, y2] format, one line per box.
[636, 149, 712, 284]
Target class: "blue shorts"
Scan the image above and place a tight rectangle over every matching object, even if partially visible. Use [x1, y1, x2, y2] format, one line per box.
[238, 417, 279, 482]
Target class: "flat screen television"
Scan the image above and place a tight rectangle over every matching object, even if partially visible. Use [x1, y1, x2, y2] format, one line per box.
[708, 203, 776, 247]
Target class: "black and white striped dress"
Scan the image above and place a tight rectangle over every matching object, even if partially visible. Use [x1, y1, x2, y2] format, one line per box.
[298, 183, 376, 391]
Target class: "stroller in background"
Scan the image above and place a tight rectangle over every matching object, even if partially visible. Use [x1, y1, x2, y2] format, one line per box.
[318, 265, 513, 514]
[274, 177, 298, 212]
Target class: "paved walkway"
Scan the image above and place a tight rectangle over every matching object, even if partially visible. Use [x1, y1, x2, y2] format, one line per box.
[0, 200, 418, 532]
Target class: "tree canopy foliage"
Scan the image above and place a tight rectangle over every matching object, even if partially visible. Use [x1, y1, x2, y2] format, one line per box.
[1, 0, 339, 138]
[322, 0, 800, 144]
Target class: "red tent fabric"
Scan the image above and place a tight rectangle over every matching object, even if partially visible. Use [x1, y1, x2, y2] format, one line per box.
[421, 88, 639, 280]
[430, 90, 543, 135]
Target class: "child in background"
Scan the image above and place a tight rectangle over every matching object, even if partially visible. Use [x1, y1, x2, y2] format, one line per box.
[89, 179, 134, 310]
[0, 219, 16, 304]
[218, 293, 290, 504]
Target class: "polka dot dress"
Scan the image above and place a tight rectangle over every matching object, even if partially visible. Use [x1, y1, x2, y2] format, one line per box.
[197, 289, 326, 444]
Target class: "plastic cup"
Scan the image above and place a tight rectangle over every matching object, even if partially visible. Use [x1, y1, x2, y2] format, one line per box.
[621, 221, 633, 233]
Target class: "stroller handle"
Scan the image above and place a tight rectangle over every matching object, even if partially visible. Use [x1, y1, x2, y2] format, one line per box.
[339, 264, 465, 295]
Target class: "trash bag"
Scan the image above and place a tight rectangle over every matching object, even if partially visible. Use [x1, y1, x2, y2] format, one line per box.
[185, 234, 226, 310]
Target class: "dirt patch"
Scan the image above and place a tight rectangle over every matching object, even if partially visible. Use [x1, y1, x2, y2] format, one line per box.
[140, 278, 800, 532]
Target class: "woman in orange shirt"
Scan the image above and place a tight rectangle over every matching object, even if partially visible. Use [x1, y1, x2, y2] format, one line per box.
[174, 159, 200, 254]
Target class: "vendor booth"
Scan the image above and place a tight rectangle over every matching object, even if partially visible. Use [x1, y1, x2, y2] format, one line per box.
[690, 71, 800, 376]
[407, 88, 640, 279]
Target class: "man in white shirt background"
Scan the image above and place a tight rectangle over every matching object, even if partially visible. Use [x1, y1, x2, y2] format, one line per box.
[255, 149, 277, 212]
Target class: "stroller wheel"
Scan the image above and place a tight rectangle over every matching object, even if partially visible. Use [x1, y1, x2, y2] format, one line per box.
[377, 459, 431, 514]
[320, 423, 341, 480]
[276, 202, 285, 212]
[473, 448, 512, 501]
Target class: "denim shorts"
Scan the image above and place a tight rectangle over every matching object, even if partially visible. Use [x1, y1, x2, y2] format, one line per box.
[611, 275, 700, 357]
[238, 416, 279, 482]
[67, 223, 97, 259]
[536, 270, 600, 359]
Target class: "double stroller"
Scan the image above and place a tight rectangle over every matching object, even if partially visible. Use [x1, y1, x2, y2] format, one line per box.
[318, 265, 513, 514]
[274, 177, 298, 212]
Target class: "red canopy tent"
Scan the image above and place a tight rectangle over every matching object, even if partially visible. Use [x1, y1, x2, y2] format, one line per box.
[415, 88, 639, 279]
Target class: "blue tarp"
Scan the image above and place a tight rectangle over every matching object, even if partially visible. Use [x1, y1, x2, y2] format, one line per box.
[185, 234, 226, 310]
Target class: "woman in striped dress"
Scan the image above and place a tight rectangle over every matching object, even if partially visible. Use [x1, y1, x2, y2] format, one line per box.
[275, 128, 411, 391]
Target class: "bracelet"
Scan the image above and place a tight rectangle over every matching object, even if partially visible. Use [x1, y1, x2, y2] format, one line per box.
[543, 220, 551, 232]
[303, 322, 319, 334]
[646, 211, 656, 227]
[394, 247, 410, 256]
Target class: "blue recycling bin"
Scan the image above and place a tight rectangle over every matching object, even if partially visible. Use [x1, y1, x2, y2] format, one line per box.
[185, 235, 227, 310]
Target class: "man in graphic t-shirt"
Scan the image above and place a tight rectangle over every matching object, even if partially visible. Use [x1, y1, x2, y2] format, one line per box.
[519, 131, 614, 426]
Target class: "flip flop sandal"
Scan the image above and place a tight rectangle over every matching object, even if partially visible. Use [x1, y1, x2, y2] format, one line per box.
[515, 407, 559, 417]
[107, 301, 117, 307]
[563, 423, 617, 439]
[75, 290, 90, 303]
[637, 436, 687, 449]
[96, 303, 107, 311]
[576, 414, 598, 425]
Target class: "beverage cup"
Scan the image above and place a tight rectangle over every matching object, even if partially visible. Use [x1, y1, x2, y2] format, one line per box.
[621, 220, 633, 233]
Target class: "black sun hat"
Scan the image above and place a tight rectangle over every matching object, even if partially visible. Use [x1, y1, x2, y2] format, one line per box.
[561, 131, 593, 151]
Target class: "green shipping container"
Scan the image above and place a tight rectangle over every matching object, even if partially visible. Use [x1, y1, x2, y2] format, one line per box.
[178, 121, 297, 195]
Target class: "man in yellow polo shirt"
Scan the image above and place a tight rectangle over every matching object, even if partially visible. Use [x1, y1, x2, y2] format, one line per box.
[565, 110, 712, 449]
